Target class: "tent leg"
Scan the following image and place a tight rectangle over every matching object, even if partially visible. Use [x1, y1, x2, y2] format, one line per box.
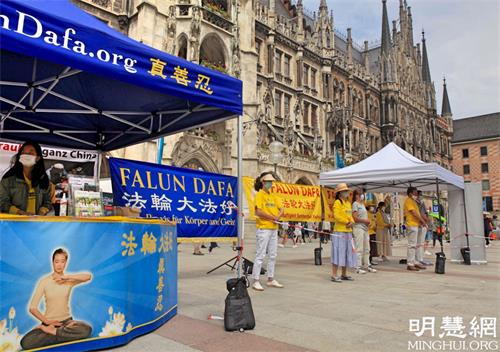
[237, 114, 244, 278]
[96, 152, 102, 185]
[435, 178, 444, 253]
[157, 137, 164, 165]
[462, 189, 470, 248]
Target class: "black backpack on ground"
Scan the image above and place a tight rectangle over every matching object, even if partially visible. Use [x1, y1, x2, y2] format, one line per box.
[242, 258, 266, 276]
[224, 276, 255, 331]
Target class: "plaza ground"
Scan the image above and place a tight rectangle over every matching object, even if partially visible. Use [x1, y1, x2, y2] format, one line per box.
[107, 223, 499, 352]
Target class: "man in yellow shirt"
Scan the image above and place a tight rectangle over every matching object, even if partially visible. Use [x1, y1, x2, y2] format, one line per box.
[252, 172, 284, 291]
[404, 187, 426, 271]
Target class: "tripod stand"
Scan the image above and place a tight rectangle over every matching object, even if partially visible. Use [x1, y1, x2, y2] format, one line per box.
[207, 213, 249, 275]
[206, 246, 251, 274]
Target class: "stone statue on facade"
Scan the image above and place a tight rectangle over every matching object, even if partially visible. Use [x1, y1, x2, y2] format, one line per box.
[189, 6, 202, 62]
[165, 6, 177, 55]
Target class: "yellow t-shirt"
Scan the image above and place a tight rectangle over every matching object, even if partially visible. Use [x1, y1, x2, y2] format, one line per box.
[404, 197, 420, 227]
[255, 190, 282, 230]
[333, 199, 353, 233]
[24, 175, 36, 215]
[368, 212, 377, 234]
[376, 211, 387, 230]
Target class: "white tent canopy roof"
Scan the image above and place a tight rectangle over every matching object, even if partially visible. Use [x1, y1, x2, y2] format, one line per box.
[320, 142, 464, 192]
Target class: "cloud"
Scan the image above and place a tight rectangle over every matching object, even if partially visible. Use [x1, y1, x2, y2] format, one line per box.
[302, 0, 500, 119]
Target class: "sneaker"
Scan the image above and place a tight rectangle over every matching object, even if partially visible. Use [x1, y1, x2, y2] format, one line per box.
[367, 266, 377, 273]
[278, 244, 285, 248]
[292, 245, 298, 248]
[370, 261, 378, 266]
[252, 281, 264, 291]
[193, 251, 204, 256]
[407, 265, 420, 271]
[425, 251, 432, 256]
[356, 268, 367, 274]
[341, 276, 354, 281]
[331, 276, 342, 283]
[382, 256, 389, 262]
[420, 260, 433, 266]
[414, 263, 427, 270]
[266, 280, 284, 288]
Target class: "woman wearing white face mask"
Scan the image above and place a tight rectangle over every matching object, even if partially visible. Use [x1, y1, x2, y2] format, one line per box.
[0, 141, 52, 215]
[251, 172, 285, 291]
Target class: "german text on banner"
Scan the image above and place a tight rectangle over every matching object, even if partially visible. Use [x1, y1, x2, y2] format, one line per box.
[0, 216, 177, 351]
[109, 158, 237, 242]
[322, 187, 336, 222]
[0, 141, 98, 179]
[243, 177, 322, 222]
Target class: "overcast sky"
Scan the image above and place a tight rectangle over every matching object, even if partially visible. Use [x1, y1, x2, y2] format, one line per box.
[303, 0, 500, 119]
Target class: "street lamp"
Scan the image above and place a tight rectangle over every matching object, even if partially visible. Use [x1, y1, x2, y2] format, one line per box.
[269, 140, 285, 174]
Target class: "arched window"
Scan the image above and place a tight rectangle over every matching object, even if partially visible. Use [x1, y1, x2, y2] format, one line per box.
[177, 34, 188, 59]
[199, 33, 227, 72]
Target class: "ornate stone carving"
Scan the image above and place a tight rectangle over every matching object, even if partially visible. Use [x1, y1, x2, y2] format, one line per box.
[92, 0, 110, 8]
[164, 6, 177, 55]
[172, 134, 223, 172]
[189, 6, 202, 62]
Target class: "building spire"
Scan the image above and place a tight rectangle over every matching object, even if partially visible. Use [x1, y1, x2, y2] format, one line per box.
[421, 30, 432, 83]
[441, 77, 452, 117]
[381, 0, 391, 55]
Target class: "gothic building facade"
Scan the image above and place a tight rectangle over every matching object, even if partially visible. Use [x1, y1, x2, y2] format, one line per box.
[73, 0, 453, 184]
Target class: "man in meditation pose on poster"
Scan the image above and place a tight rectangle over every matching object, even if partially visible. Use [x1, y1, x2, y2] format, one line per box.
[20, 248, 92, 350]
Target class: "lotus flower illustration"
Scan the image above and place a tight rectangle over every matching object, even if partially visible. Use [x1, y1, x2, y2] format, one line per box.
[0, 310, 21, 352]
[98, 307, 131, 337]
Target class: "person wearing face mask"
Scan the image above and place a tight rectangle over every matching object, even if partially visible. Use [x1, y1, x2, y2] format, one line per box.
[376, 201, 392, 262]
[251, 172, 285, 291]
[0, 141, 52, 215]
[352, 189, 375, 274]
[330, 183, 357, 282]
[404, 187, 426, 271]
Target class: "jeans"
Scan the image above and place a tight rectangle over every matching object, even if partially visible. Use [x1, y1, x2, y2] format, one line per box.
[253, 228, 278, 281]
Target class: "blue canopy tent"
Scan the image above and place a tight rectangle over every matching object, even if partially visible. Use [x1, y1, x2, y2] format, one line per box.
[0, 0, 245, 350]
[0, 0, 242, 150]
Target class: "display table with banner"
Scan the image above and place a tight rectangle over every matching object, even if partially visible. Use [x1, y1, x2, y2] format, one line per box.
[0, 215, 176, 351]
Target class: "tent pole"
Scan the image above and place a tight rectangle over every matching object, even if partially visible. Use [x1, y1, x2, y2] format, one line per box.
[95, 151, 102, 186]
[435, 178, 444, 253]
[157, 137, 164, 165]
[237, 115, 243, 278]
[462, 189, 470, 248]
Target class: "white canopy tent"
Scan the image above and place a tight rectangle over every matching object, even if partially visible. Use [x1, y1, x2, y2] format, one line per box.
[319, 143, 487, 264]
[320, 142, 464, 193]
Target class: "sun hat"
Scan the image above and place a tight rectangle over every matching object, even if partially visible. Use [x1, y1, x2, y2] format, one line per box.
[261, 173, 276, 182]
[335, 183, 350, 193]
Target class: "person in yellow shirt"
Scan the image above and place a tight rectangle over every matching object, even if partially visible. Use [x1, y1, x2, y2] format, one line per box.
[20, 248, 92, 350]
[367, 204, 379, 266]
[331, 183, 357, 283]
[252, 172, 284, 291]
[376, 201, 392, 261]
[404, 187, 426, 271]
